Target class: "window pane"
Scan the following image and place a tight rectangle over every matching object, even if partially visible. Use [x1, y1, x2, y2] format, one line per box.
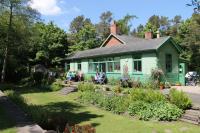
[114, 62, 120, 72]
[78, 63, 81, 70]
[138, 61, 142, 72]
[134, 61, 138, 72]
[133, 60, 142, 72]
[107, 62, 113, 72]
[166, 54, 172, 72]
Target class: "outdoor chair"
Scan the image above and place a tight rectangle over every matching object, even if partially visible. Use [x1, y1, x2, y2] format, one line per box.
[92, 73, 107, 84]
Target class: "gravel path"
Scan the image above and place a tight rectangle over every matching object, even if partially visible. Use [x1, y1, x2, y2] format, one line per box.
[0, 90, 45, 133]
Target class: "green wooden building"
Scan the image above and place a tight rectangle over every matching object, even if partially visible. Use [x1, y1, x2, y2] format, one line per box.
[66, 22, 187, 85]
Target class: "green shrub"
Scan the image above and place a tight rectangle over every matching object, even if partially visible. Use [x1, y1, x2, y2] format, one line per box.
[129, 89, 166, 103]
[142, 80, 159, 90]
[78, 82, 95, 92]
[128, 101, 183, 121]
[108, 77, 120, 85]
[152, 102, 183, 121]
[111, 96, 129, 114]
[80, 91, 128, 114]
[169, 88, 192, 110]
[50, 80, 62, 91]
[0, 84, 14, 91]
[5, 90, 26, 106]
[113, 85, 122, 93]
[128, 101, 148, 116]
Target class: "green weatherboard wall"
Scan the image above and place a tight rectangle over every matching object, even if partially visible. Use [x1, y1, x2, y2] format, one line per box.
[67, 41, 187, 85]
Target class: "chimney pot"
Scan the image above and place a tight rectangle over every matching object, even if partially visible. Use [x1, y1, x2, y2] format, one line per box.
[145, 32, 153, 39]
[156, 30, 160, 38]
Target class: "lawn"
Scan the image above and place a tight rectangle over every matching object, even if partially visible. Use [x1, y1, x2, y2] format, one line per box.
[18, 90, 200, 133]
[0, 105, 16, 133]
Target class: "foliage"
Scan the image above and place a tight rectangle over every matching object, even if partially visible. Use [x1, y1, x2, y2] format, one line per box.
[17, 89, 200, 133]
[0, 83, 14, 91]
[113, 85, 122, 93]
[129, 89, 166, 103]
[187, 0, 200, 13]
[151, 68, 164, 83]
[96, 11, 113, 40]
[169, 88, 192, 110]
[69, 23, 100, 52]
[32, 22, 68, 67]
[78, 82, 95, 92]
[32, 72, 44, 85]
[107, 77, 120, 85]
[50, 80, 63, 91]
[0, 0, 40, 82]
[128, 101, 183, 121]
[116, 14, 137, 35]
[69, 15, 92, 34]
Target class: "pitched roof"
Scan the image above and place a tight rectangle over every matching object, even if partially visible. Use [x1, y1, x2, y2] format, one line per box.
[66, 35, 171, 60]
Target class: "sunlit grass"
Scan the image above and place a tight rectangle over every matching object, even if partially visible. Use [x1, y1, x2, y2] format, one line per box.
[19, 90, 200, 133]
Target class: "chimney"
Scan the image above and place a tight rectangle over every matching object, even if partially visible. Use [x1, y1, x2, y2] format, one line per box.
[156, 30, 160, 38]
[110, 21, 117, 34]
[145, 32, 153, 39]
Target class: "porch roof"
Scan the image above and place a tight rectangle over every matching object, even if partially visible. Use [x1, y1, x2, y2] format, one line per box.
[66, 35, 170, 60]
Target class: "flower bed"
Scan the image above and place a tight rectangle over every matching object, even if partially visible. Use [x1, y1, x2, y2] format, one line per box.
[78, 82, 191, 121]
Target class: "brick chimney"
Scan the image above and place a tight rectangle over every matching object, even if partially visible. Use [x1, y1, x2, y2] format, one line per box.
[145, 32, 153, 39]
[110, 21, 117, 34]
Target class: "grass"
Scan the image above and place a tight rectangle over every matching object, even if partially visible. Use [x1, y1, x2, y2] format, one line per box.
[0, 106, 16, 133]
[17, 89, 200, 133]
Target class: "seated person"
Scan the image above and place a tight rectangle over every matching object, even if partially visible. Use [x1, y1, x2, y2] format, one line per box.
[94, 72, 100, 81]
[66, 71, 72, 81]
[78, 71, 84, 81]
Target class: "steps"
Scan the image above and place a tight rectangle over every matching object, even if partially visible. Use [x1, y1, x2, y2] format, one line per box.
[59, 86, 78, 95]
[180, 105, 200, 125]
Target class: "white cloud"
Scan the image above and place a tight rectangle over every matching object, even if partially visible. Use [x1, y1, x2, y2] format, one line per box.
[29, 0, 61, 15]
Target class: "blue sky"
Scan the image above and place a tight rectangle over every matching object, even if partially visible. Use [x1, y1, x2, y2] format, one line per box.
[30, 0, 194, 32]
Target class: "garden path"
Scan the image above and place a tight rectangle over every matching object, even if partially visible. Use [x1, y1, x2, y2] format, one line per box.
[0, 90, 45, 133]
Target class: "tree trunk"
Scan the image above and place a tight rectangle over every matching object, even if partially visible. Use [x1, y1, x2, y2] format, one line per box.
[1, 47, 8, 82]
[1, 3, 13, 83]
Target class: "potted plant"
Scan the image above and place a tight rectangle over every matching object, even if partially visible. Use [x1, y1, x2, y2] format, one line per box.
[165, 82, 171, 89]
[159, 82, 165, 90]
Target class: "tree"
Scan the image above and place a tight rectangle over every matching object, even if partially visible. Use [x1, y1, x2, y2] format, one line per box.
[180, 14, 200, 71]
[187, 0, 200, 13]
[132, 24, 144, 37]
[69, 23, 100, 52]
[69, 15, 92, 34]
[0, 0, 39, 82]
[32, 22, 68, 67]
[117, 14, 137, 35]
[148, 15, 160, 29]
[96, 11, 113, 39]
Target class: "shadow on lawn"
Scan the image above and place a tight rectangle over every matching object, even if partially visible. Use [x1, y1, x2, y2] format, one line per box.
[0, 83, 52, 94]
[29, 101, 103, 131]
[0, 106, 16, 131]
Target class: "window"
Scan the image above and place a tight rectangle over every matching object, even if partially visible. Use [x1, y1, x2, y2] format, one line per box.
[78, 63, 81, 71]
[89, 63, 98, 72]
[114, 62, 120, 72]
[133, 55, 142, 72]
[166, 54, 172, 72]
[88, 57, 120, 73]
[107, 62, 113, 72]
